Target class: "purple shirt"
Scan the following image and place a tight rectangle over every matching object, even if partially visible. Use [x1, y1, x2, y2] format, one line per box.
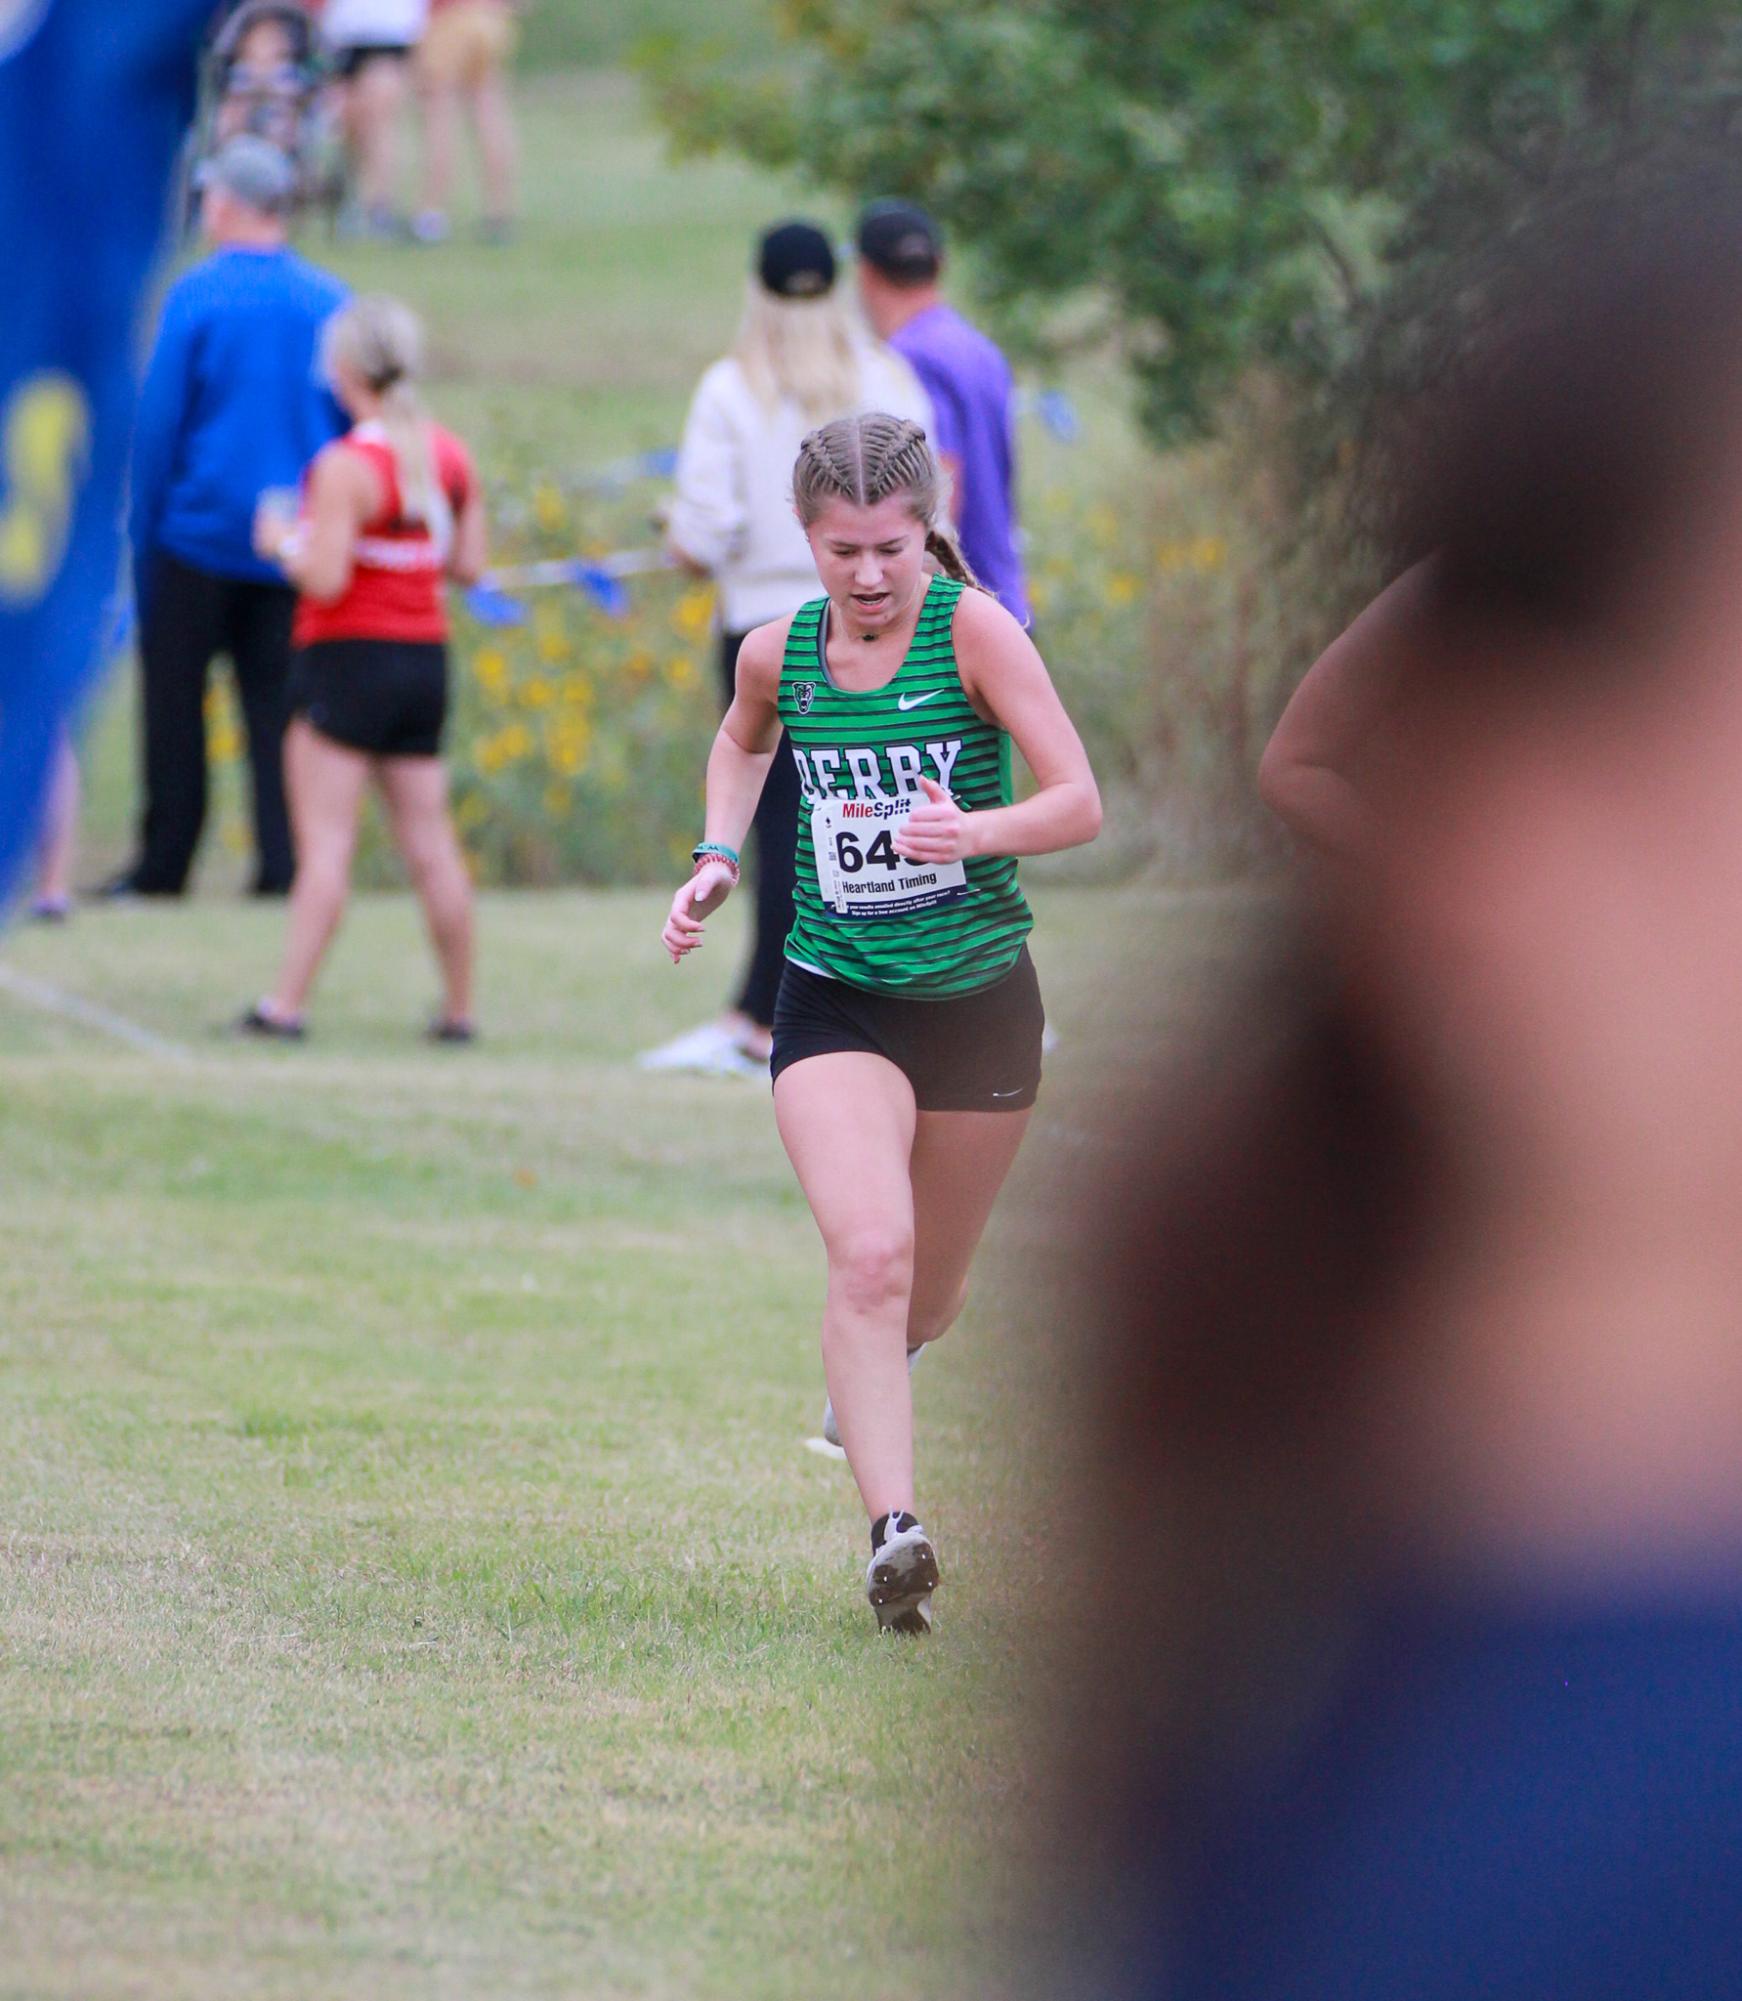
[890, 303, 1029, 624]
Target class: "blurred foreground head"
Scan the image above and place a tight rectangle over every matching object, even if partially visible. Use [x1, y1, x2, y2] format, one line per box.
[1063, 161, 1742, 2000]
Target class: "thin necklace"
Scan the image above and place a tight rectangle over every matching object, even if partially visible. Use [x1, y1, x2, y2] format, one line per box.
[839, 577, 924, 644]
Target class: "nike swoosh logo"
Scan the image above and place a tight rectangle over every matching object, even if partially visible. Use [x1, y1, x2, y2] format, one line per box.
[896, 691, 943, 711]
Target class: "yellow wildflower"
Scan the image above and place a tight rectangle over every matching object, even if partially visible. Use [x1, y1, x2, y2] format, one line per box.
[474, 647, 509, 695]
[1190, 536, 1229, 573]
[534, 604, 568, 664]
[550, 716, 593, 775]
[1106, 572, 1140, 607]
[561, 670, 595, 709]
[532, 481, 567, 534]
[663, 654, 697, 690]
[522, 677, 554, 709]
[673, 586, 715, 637]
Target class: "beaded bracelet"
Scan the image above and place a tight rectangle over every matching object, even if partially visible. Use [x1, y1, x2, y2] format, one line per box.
[691, 844, 741, 885]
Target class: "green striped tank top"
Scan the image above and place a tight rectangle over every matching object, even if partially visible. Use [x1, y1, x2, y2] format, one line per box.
[778, 575, 1033, 999]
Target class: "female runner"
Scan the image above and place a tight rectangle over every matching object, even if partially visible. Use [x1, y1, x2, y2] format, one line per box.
[244, 293, 484, 1039]
[662, 412, 1101, 1633]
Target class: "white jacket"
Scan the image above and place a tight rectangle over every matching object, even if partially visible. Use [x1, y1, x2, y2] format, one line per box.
[668, 344, 933, 636]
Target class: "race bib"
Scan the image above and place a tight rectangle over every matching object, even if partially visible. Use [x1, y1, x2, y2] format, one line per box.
[810, 795, 968, 919]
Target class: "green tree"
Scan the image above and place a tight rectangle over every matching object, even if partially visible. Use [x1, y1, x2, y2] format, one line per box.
[646, 0, 1742, 441]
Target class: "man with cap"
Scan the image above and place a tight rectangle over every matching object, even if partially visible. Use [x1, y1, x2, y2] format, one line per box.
[855, 200, 1029, 626]
[113, 135, 347, 898]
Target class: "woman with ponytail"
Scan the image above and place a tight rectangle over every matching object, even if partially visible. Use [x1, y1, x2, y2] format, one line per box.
[661, 410, 1101, 1635]
[247, 293, 485, 1040]
[649, 218, 932, 1076]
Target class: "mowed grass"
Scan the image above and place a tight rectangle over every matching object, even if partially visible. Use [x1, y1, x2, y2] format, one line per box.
[0, 885, 1267, 1999]
[5, 47, 1209, 1996]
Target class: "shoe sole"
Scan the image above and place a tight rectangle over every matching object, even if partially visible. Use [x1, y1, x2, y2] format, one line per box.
[868, 1536, 939, 1636]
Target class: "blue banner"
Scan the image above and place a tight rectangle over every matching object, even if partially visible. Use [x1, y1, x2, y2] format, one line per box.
[0, 1, 210, 905]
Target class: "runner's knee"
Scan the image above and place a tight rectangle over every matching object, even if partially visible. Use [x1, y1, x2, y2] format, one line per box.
[828, 1226, 914, 1319]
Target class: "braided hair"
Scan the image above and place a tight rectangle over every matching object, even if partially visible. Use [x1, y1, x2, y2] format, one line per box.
[791, 412, 983, 590]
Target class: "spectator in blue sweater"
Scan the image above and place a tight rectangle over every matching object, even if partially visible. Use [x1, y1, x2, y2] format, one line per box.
[115, 135, 347, 898]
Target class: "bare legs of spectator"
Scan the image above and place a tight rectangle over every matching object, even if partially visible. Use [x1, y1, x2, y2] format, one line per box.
[31, 735, 79, 919]
[378, 753, 474, 1027]
[470, 66, 517, 231]
[263, 721, 474, 1030]
[343, 54, 408, 227]
[417, 67, 517, 237]
[265, 719, 366, 1020]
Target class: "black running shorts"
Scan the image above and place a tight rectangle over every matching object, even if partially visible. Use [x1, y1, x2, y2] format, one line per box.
[333, 42, 414, 79]
[289, 639, 448, 759]
[770, 947, 1044, 1113]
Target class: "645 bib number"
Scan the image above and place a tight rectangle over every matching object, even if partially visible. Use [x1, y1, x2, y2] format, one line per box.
[810, 796, 968, 919]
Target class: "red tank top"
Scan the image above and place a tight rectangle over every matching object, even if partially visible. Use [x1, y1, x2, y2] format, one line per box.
[292, 421, 475, 648]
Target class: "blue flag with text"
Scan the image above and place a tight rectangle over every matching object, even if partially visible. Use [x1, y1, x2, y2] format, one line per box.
[0, 0, 209, 903]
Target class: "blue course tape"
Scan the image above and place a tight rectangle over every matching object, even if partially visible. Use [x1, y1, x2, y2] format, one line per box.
[464, 582, 528, 627]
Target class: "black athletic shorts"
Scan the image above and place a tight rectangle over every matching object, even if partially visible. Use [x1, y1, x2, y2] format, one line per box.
[289, 639, 448, 758]
[770, 946, 1044, 1113]
[333, 42, 414, 79]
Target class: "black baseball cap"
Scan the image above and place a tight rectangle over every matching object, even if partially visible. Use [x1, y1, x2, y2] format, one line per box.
[856, 200, 943, 282]
[757, 220, 837, 299]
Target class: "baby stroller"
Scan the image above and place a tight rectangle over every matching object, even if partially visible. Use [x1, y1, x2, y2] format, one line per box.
[183, 2, 342, 225]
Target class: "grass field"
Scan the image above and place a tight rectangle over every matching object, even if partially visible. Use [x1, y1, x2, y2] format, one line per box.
[0, 884, 1264, 1998]
[0, 44, 1237, 1994]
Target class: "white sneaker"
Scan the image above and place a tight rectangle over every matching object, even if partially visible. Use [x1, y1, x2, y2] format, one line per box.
[866, 1514, 939, 1635]
[822, 1343, 924, 1450]
[635, 1020, 764, 1077]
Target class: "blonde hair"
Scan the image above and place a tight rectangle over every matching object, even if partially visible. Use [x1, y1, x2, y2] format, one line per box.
[732, 281, 861, 422]
[792, 412, 981, 588]
[321, 294, 449, 545]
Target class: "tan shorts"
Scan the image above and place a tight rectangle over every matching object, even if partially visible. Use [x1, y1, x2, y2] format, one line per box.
[418, 3, 517, 90]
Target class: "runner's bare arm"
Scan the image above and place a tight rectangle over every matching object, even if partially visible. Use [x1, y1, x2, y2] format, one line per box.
[898, 588, 1100, 865]
[661, 617, 791, 961]
[258, 445, 373, 603]
[448, 477, 487, 588]
[1258, 560, 1434, 860]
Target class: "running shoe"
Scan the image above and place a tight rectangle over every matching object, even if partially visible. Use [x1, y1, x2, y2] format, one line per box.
[866, 1512, 939, 1636]
[634, 1019, 764, 1078]
[234, 1003, 305, 1041]
[822, 1343, 923, 1450]
[426, 1017, 478, 1045]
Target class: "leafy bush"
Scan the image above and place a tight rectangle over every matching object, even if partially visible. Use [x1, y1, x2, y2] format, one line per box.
[645, 0, 1742, 445]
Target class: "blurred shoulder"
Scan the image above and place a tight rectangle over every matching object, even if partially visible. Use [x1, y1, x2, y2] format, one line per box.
[735, 613, 798, 696]
[285, 254, 348, 310]
[950, 578, 1029, 656]
[691, 355, 753, 415]
[859, 341, 933, 425]
[432, 423, 475, 482]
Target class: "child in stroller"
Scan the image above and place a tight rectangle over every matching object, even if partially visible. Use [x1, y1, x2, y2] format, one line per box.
[199, 3, 338, 216]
